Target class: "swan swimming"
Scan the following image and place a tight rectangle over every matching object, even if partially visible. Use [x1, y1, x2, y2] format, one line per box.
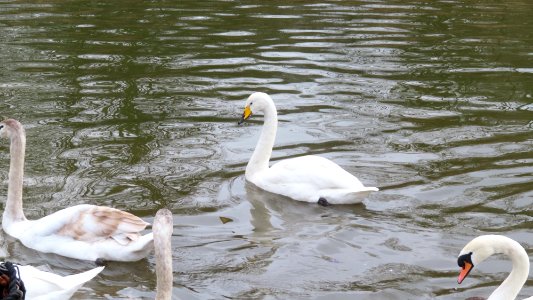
[457, 235, 532, 300]
[0, 119, 153, 262]
[239, 92, 378, 205]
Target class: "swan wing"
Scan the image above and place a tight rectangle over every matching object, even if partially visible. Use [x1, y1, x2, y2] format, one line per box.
[19, 265, 104, 300]
[265, 155, 370, 189]
[252, 155, 377, 203]
[29, 204, 149, 244]
[5, 205, 153, 261]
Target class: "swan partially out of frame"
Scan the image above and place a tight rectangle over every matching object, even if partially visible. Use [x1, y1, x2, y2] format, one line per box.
[153, 208, 173, 300]
[18, 263, 104, 300]
[0, 119, 153, 262]
[457, 235, 532, 300]
[238, 92, 378, 205]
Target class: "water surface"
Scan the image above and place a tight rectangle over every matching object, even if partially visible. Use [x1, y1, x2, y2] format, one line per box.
[0, 0, 531, 299]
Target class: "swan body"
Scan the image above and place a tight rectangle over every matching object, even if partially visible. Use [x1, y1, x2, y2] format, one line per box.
[239, 92, 378, 205]
[0, 119, 153, 262]
[457, 235, 532, 300]
[18, 264, 104, 300]
[153, 208, 173, 300]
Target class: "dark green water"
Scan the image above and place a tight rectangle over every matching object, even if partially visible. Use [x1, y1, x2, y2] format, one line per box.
[0, 0, 531, 299]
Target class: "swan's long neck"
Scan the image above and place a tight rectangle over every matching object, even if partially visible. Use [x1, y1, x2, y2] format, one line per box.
[4, 129, 27, 227]
[488, 237, 529, 300]
[154, 209, 173, 300]
[245, 101, 277, 180]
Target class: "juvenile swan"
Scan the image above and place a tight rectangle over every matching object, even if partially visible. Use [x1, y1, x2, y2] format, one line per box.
[239, 92, 378, 205]
[0, 119, 153, 262]
[457, 235, 532, 300]
[17, 263, 103, 300]
[153, 209, 173, 300]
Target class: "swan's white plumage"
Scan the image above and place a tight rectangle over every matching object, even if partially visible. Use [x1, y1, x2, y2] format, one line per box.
[240, 92, 378, 204]
[0, 119, 153, 262]
[458, 235, 531, 300]
[255, 155, 378, 204]
[17, 264, 103, 300]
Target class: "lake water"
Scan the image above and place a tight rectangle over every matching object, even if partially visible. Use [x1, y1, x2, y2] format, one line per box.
[0, 0, 531, 299]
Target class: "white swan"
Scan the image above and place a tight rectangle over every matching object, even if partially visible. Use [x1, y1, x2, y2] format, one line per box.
[0, 119, 153, 262]
[17, 263, 103, 300]
[238, 92, 378, 205]
[457, 235, 532, 300]
[153, 208, 173, 300]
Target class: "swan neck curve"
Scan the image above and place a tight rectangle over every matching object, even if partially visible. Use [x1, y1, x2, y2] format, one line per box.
[4, 128, 27, 226]
[487, 237, 529, 300]
[245, 99, 277, 180]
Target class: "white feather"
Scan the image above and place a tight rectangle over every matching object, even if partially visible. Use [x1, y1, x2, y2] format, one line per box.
[0, 119, 153, 262]
[17, 264, 103, 300]
[240, 92, 378, 204]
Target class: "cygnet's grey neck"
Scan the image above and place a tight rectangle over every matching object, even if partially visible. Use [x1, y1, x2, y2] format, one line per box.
[4, 125, 27, 227]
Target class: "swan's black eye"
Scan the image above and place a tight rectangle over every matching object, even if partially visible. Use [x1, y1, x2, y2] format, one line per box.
[457, 252, 473, 268]
[250, 102, 253, 105]
[0, 125, 3, 130]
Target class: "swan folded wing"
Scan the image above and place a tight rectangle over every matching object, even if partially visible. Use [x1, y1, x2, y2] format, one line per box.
[267, 155, 366, 189]
[51, 206, 149, 244]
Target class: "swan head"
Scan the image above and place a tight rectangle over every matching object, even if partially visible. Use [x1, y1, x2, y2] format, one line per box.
[238, 92, 273, 125]
[0, 119, 24, 140]
[457, 235, 507, 284]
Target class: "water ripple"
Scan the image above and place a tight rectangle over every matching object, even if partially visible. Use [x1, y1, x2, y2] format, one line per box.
[0, 0, 531, 299]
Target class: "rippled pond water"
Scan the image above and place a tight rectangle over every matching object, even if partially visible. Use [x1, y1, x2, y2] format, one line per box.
[0, 0, 532, 299]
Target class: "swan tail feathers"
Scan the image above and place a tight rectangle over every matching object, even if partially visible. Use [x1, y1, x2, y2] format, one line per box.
[364, 186, 379, 192]
[36, 266, 104, 300]
[319, 187, 378, 204]
[130, 232, 154, 257]
[62, 266, 104, 289]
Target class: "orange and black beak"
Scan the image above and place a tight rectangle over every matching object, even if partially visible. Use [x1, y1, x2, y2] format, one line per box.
[238, 105, 252, 125]
[457, 261, 473, 284]
[457, 252, 474, 284]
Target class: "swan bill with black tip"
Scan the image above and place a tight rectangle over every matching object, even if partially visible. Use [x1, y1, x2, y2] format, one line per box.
[457, 252, 474, 284]
[238, 105, 252, 125]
